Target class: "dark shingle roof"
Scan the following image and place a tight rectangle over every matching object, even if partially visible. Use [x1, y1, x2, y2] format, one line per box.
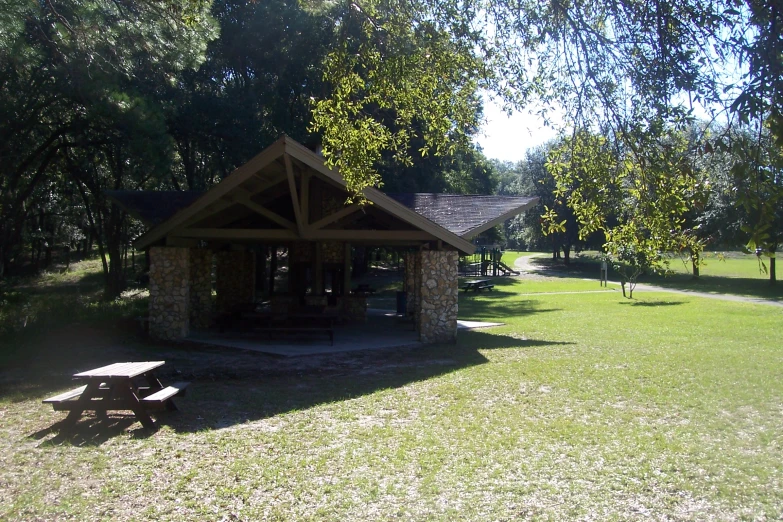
[107, 190, 537, 238]
[386, 193, 538, 238]
[105, 190, 204, 226]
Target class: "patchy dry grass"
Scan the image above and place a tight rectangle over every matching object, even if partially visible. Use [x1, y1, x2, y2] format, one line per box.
[1, 272, 782, 520]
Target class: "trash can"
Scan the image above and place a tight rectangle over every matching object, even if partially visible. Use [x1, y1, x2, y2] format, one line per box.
[396, 291, 407, 315]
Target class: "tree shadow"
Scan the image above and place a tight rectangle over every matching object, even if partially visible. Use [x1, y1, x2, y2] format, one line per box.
[459, 296, 561, 321]
[618, 300, 684, 307]
[526, 254, 783, 302]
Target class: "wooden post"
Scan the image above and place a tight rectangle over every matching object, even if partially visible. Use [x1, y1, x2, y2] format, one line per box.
[269, 247, 277, 296]
[314, 242, 323, 295]
[343, 243, 351, 296]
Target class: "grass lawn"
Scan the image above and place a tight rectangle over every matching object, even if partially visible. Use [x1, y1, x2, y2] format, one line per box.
[1, 264, 782, 520]
[500, 250, 540, 267]
[526, 251, 783, 302]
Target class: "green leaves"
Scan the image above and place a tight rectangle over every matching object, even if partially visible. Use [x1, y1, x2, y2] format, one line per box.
[309, 0, 484, 196]
[544, 125, 707, 297]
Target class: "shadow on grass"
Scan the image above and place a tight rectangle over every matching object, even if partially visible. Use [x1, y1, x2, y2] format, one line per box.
[29, 416, 152, 446]
[526, 256, 783, 302]
[152, 329, 573, 437]
[26, 327, 572, 444]
[459, 296, 560, 321]
[618, 300, 684, 307]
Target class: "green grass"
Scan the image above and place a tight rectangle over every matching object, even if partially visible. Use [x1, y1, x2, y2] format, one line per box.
[0, 257, 149, 366]
[530, 251, 783, 302]
[2, 269, 783, 520]
[500, 250, 541, 267]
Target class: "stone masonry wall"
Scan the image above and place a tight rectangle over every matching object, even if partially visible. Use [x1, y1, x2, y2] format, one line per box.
[216, 250, 255, 313]
[189, 249, 213, 328]
[149, 246, 190, 340]
[418, 250, 459, 344]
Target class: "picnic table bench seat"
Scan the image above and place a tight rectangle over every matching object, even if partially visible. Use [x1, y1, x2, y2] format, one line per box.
[43, 385, 89, 404]
[461, 281, 495, 292]
[142, 381, 190, 405]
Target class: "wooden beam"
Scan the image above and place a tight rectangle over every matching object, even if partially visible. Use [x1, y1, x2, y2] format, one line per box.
[247, 174, 287, 197]
[235, 190, 296, 230]
[180, 199, 234, 229]
[172, 228, 299, 240]
[283, 137, 475, 254]
[170, 228, 434, 242]
[300, 170, 310, 226]
[284, 153, 304, 236]
[306, 204, 361, 232]
[308, 230, 434, 241]
[135, 139, 286, 249]
[343, 242, 351, 295]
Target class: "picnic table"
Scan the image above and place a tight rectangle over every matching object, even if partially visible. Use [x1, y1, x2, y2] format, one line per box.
[43, 361, 189, 430]
[461, 279, 495, 292]
[219, 307, 337, 345]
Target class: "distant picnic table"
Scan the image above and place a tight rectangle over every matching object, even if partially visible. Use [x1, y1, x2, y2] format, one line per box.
[43, 361, 189, 430]
[461, 279, 495, 292]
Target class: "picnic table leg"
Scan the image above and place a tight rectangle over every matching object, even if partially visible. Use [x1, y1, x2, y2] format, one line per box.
[116, 382, 157, 430]
[60, 382, 101, 429]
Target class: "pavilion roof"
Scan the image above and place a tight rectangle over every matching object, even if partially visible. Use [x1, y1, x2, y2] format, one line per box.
[108, 190, 537, 241]
[107, 136, 538, 254]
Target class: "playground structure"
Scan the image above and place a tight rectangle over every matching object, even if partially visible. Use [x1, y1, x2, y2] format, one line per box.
[459, 245, 520, 277]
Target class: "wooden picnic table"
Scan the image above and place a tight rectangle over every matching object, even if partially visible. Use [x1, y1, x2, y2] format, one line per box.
[43, 361, 189, 430]
[461, 279, 495, 292]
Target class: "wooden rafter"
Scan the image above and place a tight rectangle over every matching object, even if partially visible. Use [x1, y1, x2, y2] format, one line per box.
[172, 228, 299, 240]
[306, 204, 361, 232]
[171, 228, 435, 241]
[300, 170, 310, 226]
[235, 189, 296, 230]
[284, 153, 304, 236]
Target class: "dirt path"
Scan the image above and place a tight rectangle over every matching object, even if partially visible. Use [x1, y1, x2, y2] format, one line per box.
[512, 253, 783, 308]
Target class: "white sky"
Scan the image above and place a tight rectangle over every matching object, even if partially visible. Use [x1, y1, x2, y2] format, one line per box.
[473, 97, 560, 163]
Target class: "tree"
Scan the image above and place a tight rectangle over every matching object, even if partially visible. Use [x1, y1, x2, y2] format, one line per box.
[545, 126, 707, 298]
[725, 124, 783, 284]
[166, 0, 334, 191]
[0, 0, 217, 293]
[303, 0, 749, 194]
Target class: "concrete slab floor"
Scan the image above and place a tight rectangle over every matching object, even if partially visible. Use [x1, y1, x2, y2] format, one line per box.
[187, 309, 503, 357]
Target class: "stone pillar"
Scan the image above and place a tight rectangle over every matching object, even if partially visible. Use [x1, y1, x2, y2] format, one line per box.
[189, 249, 213, 328]
[215, 250, 256, 313]
[418, 250, 459, 344]
[149, 246, 190, 340]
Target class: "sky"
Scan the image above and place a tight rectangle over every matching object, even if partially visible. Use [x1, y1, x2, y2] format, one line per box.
[473, 96, 560, 163]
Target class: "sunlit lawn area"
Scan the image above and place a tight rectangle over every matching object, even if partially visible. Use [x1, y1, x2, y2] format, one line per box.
[518, 250, 783, 302]
[1, 261, 782, 520]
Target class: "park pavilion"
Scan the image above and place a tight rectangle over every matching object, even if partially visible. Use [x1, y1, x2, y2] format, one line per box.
[110, 136, 537, 345]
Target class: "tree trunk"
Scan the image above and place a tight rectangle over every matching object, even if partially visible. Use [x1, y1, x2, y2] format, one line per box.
[770, 256, 776, 285]
[563, 245, 571, 266]
[104, 206, 126, 299]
